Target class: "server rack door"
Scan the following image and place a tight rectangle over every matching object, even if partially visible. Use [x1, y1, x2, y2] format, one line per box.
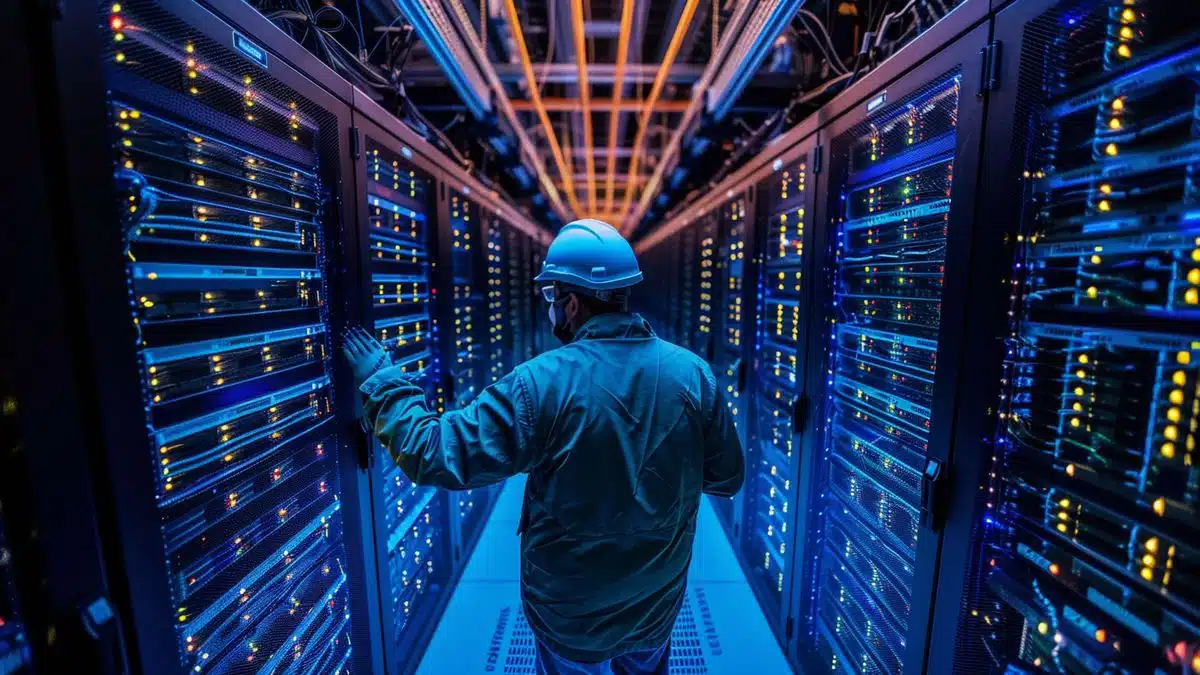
[502, 225, 537, 368]
[670, 229, 693, 353]
[43, 0, 376, 671]
[532, 246, 557, 355]
[438, 190, 496, 564]
[738, 144, 819, 645]
[351, 116, 452, 674]
[798, 23, 991, 674]
[936, 1, 1200, 673]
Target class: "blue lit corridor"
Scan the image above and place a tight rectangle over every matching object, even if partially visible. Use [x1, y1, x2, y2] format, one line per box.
[418, 478, 792, 674]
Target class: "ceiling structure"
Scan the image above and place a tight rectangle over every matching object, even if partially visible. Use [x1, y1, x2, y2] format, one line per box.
[260, 0, 962, 237]
[492, 0, 724, 228]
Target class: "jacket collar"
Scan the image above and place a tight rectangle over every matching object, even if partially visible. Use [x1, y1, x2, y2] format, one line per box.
[573, 313, 655, 341]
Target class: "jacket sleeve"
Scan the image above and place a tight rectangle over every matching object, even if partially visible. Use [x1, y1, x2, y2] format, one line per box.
[701, 369, 746, 497]
[359, 364, 538, 490]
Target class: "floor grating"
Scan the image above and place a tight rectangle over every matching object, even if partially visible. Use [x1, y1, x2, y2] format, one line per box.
[496, 589, 710, 674]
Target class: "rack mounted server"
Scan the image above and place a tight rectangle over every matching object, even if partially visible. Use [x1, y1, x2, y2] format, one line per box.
[635, 0, 1200, 673]
[7, 0, 550, 672]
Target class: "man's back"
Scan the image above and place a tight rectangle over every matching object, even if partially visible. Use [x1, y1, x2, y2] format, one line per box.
[515, 313, 744, 662]
[356, 312, 744, 664]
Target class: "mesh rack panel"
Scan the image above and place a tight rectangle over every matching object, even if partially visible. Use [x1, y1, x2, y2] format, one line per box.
[958, 1, 1200, 672]
[103, 1, 355, 670]
[806, 72, 963, 675]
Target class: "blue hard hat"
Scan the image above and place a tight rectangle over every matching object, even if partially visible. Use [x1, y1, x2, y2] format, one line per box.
[535, 219, 643, 291]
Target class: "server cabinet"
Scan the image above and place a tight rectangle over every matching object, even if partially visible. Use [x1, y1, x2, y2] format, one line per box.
[352, 117, 453, 674]
[41, 0, 378, 671]
[715, 193, 754, 441]
[797, 22, 990, 674]
[494, 220, 537, 372]
[935, 1, 1200, 673]
[738, 144, 819, 642]
[440, 190, 502, 558]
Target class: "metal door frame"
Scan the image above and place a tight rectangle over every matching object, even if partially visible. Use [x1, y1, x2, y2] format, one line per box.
[796, 20, 993, 674]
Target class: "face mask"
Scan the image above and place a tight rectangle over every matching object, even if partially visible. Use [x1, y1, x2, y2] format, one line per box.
[548, 297, 574, 344]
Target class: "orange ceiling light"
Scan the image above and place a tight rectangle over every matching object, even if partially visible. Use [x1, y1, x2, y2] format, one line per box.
[604, 0, 635, 213]
[570, 0, 597, 215]
[618, 0, 702, 231]
[502, 0, 582, 217]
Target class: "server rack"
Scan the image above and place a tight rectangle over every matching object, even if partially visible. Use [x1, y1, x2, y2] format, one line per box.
[737, 139, 820, 646]
[439, 190, 501, 557]
[797, 20, 991, 675]
[934, 1, 1200, 673]
[351, 115, 451, 674]
[92, 2, 370, 671]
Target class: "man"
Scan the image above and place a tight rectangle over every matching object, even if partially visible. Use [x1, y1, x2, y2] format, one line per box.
[343, 219, 745, 675]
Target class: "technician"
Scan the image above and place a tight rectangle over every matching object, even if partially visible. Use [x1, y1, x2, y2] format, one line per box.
[343, 218, 745, 675]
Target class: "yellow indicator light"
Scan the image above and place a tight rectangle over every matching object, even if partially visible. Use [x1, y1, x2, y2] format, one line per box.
[1112, 98, 1125, 111]
[1120, 26, 1133, 39]
[1091, 254, 1102, 265]
[1146, 537, 1159, 553]
[1178, 351, 1192, 365]
[1186, 288, 1199, 305]
[1105, 143, 1119, 156]
[1117, 44, 1132, 58]
[1141, 567, 1155, 580]
[1070, 418, 1081, 428]
[1165, 426, 1178, 441]
[1108, 118, 1122, 130]
[1121, 8, 1135, 22]
[1162, 442, 1176, 459]
[1099, 183, 1112, 194]
[1037, 622, 1048, 635]
[1173, 370, 1187, 386]
[1074, 387, 1085, 397]
[1066, 464, 1076, 477]
[1153, 497, 1166, 516]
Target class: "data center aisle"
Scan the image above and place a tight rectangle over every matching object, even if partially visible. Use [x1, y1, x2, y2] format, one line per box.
[418, 477, 792, 674]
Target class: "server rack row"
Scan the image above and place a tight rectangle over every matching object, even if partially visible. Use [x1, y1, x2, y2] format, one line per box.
[6, 0, 551, 672]
[634, 0, 1200, 672]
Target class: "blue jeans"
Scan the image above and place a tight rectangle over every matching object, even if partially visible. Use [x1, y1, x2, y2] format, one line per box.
[535, 639, 671, 675]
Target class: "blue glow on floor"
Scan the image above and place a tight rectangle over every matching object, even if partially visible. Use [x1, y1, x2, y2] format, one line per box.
[417, 478, 793, 673]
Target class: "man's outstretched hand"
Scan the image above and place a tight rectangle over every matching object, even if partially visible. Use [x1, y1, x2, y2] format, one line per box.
[342, 326, 391, 389]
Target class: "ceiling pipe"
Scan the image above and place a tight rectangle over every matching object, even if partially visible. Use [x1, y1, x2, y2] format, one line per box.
[621, 0, 804, 234]
[399, 0, 572, 222]
[615, 0, 704, 228]
[570, 0, 597, 215]
[511, 98, 691, 113]
[603, 0, 634, 213]
[501, 0, 582, 217]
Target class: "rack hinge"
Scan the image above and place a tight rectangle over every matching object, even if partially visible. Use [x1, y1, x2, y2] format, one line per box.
[811, 145, 823, 175]
[349, 126, 361, 160]
[979, 41, 1002, 95]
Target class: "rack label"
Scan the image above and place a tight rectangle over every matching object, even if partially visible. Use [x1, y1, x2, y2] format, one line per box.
[233, 31, 269, 69]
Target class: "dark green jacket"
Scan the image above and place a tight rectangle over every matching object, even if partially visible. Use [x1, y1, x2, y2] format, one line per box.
[360, 312, 745, 662]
